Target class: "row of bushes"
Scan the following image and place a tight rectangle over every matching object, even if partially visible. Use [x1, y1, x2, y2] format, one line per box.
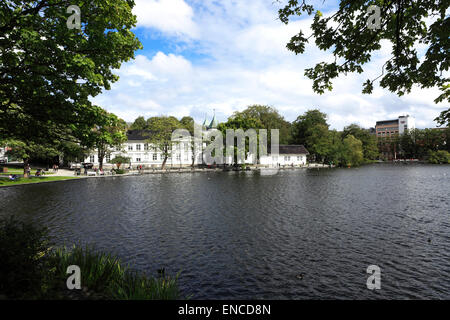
[0, 217, 181, 300]
[428, 150, 450, 164]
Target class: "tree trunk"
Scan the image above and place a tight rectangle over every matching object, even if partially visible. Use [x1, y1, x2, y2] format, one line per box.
[98, 149, 105, 170]
[161, 145, 168, 169]
[23, 158, 29, 178]
[191, 143, 195, 168]
[98, 155, 104, 170]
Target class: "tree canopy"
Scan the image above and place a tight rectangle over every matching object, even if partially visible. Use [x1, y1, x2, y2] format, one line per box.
[231, 105, 292, 144]
[144, 116, 181, 169]
[278, 0, 449, 125]
[129, 116, 147, 131]
[87, 111, 128, 170]
[291, 109, 329, 147]
[0, 0, 142, 145]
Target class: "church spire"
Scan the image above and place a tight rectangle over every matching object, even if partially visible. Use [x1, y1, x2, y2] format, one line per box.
[209, 109, 218, 129]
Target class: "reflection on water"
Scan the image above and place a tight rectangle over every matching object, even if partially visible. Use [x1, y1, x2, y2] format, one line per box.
[1, 164, 449, 299]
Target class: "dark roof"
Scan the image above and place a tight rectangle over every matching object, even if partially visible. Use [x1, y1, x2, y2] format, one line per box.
[126, 130, 153, 140]
[376, 119, 398, 126]
[269, 145, 309, 155]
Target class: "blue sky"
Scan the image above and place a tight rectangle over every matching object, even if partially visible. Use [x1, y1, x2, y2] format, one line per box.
[91, 0, 447, 130]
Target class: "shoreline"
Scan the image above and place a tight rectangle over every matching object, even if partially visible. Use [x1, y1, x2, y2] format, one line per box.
[0, 164, 332, 188]
[2, 162, 446, 188]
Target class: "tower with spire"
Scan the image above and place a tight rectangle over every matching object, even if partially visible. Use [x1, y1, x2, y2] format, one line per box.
[203, 109, 219, 130]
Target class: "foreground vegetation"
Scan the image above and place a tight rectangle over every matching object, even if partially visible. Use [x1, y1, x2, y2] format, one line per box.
[0, 218, 181, 300]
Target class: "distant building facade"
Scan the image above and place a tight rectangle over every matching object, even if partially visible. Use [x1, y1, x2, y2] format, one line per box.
[375, 115, 415, 138]
[375, 115, 416, 160]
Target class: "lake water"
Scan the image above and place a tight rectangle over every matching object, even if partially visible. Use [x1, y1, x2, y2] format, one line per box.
[1, 164, 449, 299]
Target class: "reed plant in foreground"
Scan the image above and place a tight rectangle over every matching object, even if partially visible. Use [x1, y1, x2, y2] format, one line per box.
[52, 245, 182, 300]
[0, 216, 182, 300]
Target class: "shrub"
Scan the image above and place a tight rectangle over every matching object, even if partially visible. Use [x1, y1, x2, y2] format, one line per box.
[0, 217, 53, 299]
[428, 150, 450, 164]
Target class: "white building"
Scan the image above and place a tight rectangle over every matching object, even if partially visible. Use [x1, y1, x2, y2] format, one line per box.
[260, 145, 309, 167]
[0, 147, 7, 162]
[84, 115, 310, 168]
[84, 129, 201, 168]
[85, 115, 220, 168]
[398, 115, 416, 135]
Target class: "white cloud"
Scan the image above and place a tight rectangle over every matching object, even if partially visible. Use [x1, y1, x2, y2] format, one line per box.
[94, 0, 447, 130]
[133, 0, 198, 38]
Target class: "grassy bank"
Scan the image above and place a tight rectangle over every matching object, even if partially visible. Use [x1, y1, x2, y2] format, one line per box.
[0, 166, 56, 175]
[0, 217, 182, 300]
[0, 176, 78, 187]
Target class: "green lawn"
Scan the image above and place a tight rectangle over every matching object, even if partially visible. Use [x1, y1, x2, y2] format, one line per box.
[0, 167, 54, 175]
[0, 176, 79, 187]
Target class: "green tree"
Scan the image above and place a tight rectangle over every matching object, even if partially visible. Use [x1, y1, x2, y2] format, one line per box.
[145, 116, 181, 169]
[130, 116, 147, 131]
[232, 105, 292, 144]
[428, 150, 450, 164]
[4, 140, 59, 175]
[0, 0, 142, 169]
[58, 140, 89, 165]
[305, 123, 331, 163]
[326, 130, 344, 165]
[343, 124, 379, 160]
[110, 155, 131, 169]
[341, 135, 364, 167]
[87, 111, 128, 170]
[399, 129, 416, 158]
[278, 0, 449, 125]
[291, 109, 329, 147]
[110, 155, 130, 169]
[179, 116, 198, 167]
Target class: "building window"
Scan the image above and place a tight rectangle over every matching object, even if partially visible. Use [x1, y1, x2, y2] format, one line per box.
[136, 144, 141, 151]
[90, 155, 95, 163]
[128, 145, 133, 151]
[184, 143, 189, 152]
[176, 154, 181, 161]
[136, 158, 141, 162]
[106, 154, 111, 163]
[153, 154, 157, 161]
[144, 143, 149, 151]
[297, 156, 300, 161]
